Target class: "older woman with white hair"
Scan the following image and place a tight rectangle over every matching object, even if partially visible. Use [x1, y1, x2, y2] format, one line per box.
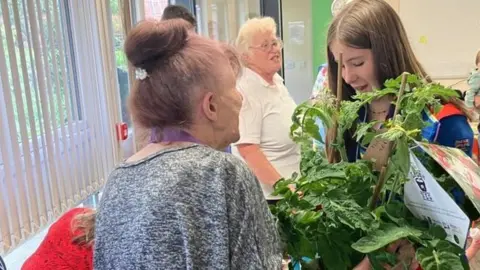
[233, 17, 300, 202]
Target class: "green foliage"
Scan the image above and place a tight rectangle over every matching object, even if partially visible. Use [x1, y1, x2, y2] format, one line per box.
[352, 223, 423, 253]
[291, 91, 336, 146]
[416, 240, 467, 270]
[273, 74, 468, 269]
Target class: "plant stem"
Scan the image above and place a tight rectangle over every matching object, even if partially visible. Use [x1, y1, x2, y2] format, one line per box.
[336, 54, 343, 111]
[370, 166, 388, 210]
[393, 72, 409, 118]
[387, 174, 400, 204]
[327, 53, 344, 164]
[369, 73, 409, 210]
[386, 73, 409, 205]
[337, 133, 349, 162]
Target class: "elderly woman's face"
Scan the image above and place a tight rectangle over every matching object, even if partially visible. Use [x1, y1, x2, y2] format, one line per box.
[199, 57, 243, 149]
[246, 31, 282, 75]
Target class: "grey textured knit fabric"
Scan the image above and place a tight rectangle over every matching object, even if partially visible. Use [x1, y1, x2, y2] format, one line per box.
[94, 144, 282, 270]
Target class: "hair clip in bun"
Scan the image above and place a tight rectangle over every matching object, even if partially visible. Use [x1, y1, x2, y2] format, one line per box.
[135, 68, 148, 80]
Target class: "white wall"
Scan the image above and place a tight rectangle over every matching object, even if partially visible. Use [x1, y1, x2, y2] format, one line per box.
[399, 0, 480, 79]
[385, 0, 477, 89]
[281, 0, 313, 104]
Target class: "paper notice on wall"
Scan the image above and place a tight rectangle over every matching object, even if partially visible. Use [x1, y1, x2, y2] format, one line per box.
[404, 152, 470, 247]
[288, 21, 305, 45]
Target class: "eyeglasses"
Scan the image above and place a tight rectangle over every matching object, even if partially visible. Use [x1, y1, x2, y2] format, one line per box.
[250, 39, 283, 52]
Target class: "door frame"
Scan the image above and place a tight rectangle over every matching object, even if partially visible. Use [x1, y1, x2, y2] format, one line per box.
[260, 0, 284, 78]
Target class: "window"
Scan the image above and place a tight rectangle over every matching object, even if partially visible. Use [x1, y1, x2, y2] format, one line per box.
[110, 0, 169, 130]
[0, 0, 118, 255]
[145, 0, 169, 19]
[0, 0, 81, 142]
[195, 0, 260, 43]
[110, 0, 131, 127]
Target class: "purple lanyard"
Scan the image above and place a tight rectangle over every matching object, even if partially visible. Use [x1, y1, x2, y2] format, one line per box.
[150, 128, 232, 153]
[150, 128, 200, 144]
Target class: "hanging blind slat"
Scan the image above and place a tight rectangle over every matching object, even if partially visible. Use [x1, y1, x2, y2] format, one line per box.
[33, 0, 67, 216]
[0, 0, 33, 241]
[0, 25, 22, 251]
[88, 1, 110, 191]
[74, 4, 95, 197]
[11, 0, 44, 233]
[43, 0, 69, 211]
[53, 0, 81, 206]
[95, 0, 122, 171]
[21, 0, 51, 228]
[59, 0, 88, 204]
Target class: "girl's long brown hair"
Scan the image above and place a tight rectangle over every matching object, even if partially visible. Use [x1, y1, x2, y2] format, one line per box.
[475, 49, 480, 67]
[325, 0, 474, 161]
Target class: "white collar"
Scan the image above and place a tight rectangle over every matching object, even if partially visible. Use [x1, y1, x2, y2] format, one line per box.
[243, 67, 283, 87]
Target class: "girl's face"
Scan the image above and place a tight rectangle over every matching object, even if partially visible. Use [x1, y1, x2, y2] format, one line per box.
[330, 40, 380, 92]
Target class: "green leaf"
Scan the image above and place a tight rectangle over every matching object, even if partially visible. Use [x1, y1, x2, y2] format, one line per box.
[294, 210, 321, 225]
[322, 199, 377, 232]
[416, 240, 467, 270]
[355, 121, 380, 144]
[378, 127, 406, 141]
[352, 224, 423, 253]
[392, 139, 410, 177]
[374, 202, 408, 226]
[368, 250, 397, 270]
[421, 224, 448, 241]
[290, 101, 335, 146]
[316, 232, 358, 270]
[273, 177, 294, 195]
[289, 232, 317, 260]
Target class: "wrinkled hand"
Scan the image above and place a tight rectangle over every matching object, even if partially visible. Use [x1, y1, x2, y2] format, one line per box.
[353, 257, 371, 270]
[384, 240, 419, 270]
[353, 240, 419, 270]
[466, 228, 480, 261]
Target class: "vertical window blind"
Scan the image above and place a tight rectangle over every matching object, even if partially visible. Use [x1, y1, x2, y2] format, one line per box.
[0, 0, 121, 255]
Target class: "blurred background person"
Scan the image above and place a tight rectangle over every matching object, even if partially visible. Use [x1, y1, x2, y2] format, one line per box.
[233, 17, 300, 202]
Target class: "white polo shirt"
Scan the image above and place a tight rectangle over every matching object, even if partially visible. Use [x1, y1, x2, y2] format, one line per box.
[233, 67, 301, 199]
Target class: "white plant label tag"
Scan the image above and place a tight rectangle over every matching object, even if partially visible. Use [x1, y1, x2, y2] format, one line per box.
[404, 152, 470, 247]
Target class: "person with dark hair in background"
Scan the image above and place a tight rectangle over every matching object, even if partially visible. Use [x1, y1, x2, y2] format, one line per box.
[161, 5, 196, 30]
[94, 19, 282, 269]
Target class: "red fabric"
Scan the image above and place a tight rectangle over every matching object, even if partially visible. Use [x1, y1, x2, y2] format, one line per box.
[434, 103, 464, 120]
[22, 208, 93, 270]
[473, 137, 479, 165]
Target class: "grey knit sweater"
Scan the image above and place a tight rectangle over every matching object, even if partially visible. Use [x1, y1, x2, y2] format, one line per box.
[94, 144, 282, 270]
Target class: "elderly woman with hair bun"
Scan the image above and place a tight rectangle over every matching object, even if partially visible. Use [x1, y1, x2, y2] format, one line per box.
[233, 17, 300, 202]
[94, 19, 282, 269]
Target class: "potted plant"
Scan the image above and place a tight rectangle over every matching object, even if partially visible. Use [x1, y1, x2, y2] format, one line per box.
[271, 72, 474, 270]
